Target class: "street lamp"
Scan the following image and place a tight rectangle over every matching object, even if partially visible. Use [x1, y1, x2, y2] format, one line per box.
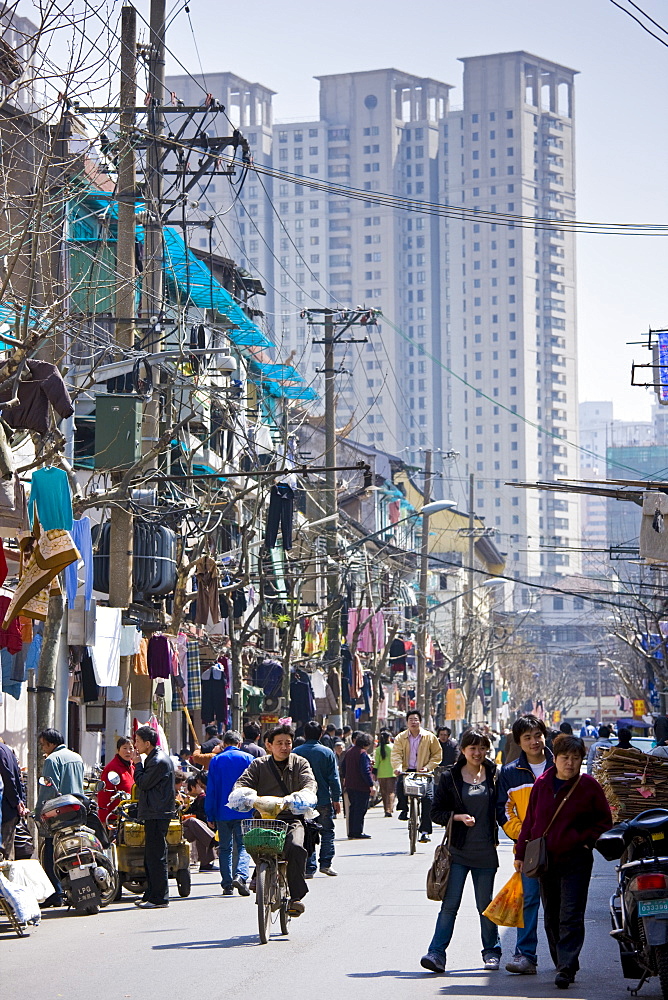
[342, 498, 455, 719]
[344, 499, 456, 552]
[417, 499, 458, 717]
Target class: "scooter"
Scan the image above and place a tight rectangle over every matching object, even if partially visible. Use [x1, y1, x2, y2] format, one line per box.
[105, 771, 191, 898]
[38, 776, 119, 915]
[597, 807, 668, 997]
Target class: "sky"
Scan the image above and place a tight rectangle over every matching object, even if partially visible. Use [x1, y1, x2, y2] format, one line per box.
[23, 0, 668, 423]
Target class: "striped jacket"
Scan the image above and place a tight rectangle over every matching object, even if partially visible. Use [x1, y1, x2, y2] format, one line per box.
[496, 746, 554, 841]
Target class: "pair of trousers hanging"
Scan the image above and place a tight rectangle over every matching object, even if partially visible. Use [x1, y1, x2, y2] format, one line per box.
[265, 484, 294, 550]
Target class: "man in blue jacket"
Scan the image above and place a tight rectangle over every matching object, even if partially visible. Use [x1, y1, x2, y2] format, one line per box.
[206, 730, 253, 896]
[294, 720, 341, 877]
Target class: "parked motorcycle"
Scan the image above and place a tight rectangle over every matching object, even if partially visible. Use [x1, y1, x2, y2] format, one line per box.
[105, 771, 191, 898]
[38, 776, 119, 915]
[597, 807, 668, 997]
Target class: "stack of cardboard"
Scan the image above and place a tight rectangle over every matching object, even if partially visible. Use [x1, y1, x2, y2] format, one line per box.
[594, 746, 668, 820]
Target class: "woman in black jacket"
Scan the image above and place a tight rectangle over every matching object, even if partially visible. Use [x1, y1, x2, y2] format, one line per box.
[420, 730, 502, 975]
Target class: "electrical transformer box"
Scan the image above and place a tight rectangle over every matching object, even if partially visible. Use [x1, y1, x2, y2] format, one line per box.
[94, 394, 143, 470]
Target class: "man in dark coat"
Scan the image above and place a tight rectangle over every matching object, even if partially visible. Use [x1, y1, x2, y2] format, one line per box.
[131, 725, 175, 909]
[436, 727, 459, 767]
[0, 741, 25, 860]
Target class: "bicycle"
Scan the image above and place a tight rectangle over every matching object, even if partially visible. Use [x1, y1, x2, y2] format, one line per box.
[403, 771, 433, 855]
[241, 818, 291, 944]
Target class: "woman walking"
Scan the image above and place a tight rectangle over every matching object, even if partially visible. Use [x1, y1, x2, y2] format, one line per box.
[342, 733, 374, 839]
[515, 733, 612, 989]
[374, 730, 395, 817]
[421, 730, 502, 974]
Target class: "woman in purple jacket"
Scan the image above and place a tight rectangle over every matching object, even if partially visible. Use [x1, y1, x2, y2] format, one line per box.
[515, 733, 612, 990]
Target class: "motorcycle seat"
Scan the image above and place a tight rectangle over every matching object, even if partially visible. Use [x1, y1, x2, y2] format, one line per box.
[626, 809, 668, 834]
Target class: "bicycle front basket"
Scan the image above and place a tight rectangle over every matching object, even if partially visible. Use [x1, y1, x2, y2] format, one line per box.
[404, 776, 429, 798]
[241, 818, 287, 856]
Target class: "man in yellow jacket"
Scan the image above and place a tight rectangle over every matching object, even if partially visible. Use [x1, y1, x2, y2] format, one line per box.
[390, 711, 442, 841]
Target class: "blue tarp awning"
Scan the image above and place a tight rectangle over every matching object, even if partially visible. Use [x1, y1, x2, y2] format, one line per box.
[161, 227, 273, 351]
[263, 381, 318, 401]
[251, 362, 304, 383]
[70, 189, 317, 402]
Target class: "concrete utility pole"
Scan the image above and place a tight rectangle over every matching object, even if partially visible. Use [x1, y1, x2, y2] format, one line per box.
[323, 309, 341, 718]
[310, 308, 375, 723]
[142, 0, 165, 335]
[109, 3, 137, 610]
[140, 0, 166, 476]
[416, 448, 432, 718]
[467, 471, 475, 612]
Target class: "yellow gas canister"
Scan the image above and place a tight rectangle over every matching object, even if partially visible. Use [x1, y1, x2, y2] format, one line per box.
[123, 821, 145, 847]
[166, 819, 182, 845]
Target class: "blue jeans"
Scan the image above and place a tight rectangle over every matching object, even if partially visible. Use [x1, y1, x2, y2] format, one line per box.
[306, 804, 336, 873]
[216, 820, 250, 889]
[428, 862, 502, 959]
[515, 871, 541, 964]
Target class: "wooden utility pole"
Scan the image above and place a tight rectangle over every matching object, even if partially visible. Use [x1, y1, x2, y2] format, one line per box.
[109, 3, 137, 609]
[468, 471, 475, 610]
[416, 448, 432, 718]
[323, 309, 342, 720]
[310, 307, 375, 724]
[142, 0, 165, 336]
[141, 0, 166, 474]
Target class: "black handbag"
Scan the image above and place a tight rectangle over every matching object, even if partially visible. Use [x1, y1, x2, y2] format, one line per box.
[523, 775, 582, 878]
[304, 818, 323, 855]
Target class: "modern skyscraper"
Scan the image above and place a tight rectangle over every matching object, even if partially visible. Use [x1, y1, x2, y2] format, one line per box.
[579, 401, 613, 573]
[166, 52, 581, 577]
[447, 53, 580, 579]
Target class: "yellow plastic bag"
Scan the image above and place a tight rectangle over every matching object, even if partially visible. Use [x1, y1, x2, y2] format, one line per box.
[483, 871, 524, 927]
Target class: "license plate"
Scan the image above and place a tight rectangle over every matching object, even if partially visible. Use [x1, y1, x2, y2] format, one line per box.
[639, 899, 668, 917]
[68, 872, 99, 907]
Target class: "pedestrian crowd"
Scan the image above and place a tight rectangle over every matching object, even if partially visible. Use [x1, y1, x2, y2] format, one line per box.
[420, 713, 614, 991]
[0, 708, 656, 990]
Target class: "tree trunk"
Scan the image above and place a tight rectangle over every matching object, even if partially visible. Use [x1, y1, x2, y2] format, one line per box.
[370, 626, 398, 738]
[36, 592, 64, 750]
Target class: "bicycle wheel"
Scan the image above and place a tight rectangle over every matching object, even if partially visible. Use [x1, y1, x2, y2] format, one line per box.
[255, 860, 273, 944]
[408, 797, 418, 855]
[278, 865, 290, 935]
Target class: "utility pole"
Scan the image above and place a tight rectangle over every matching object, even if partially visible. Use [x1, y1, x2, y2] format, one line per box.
[310, 307, 376, 723]
[416, 448, 432, 719]
[467, 471, 475, 612]
[141, 0, 166, 472]
[109, 3, 137, 610]
[323, 309, 341, 718]
[597, 659, 602, 726]
[142, 0, 165, 337]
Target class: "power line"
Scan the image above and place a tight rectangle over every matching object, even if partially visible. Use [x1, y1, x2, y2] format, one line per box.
[380, 313, 662, 481]
[608, 0, 668, 47]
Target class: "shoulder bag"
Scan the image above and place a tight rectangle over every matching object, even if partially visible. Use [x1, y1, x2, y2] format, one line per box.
[523, 774, 582, 878]
[426, 814, 454, 901]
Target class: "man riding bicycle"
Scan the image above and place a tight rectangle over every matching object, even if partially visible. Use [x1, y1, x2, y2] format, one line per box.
[230, 724, 317, 916]
[391, 710, 442, 842]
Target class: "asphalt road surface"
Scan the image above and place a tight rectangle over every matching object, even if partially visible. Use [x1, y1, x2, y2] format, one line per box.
[1, 805, 662, 1000]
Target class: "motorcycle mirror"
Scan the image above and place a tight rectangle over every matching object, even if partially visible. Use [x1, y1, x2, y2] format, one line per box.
[95, 779, 106, 792]
[106, 771, 121, 786]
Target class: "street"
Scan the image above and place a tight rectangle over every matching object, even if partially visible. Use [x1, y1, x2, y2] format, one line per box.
[0, 804, 654, 1000]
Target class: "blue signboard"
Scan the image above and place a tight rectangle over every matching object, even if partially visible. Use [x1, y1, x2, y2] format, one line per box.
[658, 331, 668, 403]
